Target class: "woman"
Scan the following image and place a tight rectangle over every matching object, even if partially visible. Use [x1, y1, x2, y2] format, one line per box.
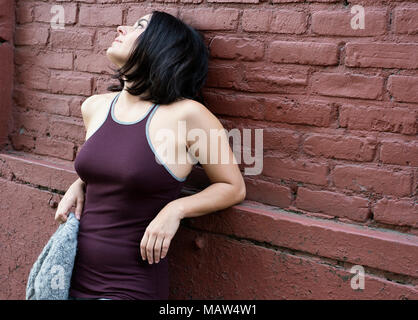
[55, 11, 246, 300]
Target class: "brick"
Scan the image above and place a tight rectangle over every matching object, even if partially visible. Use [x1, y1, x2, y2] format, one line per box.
[272, 0, 339, 2]
[374, 198, 418, 228]
[339, 105, 417, 136]
[180, 8, 239, 31]
[388, 75, 418, 103]
[303, 134, 376, 162]
[269, 41, 338, 66]
[207, 62, 309, 92]
[69, 96, 87, 118]
[74, 51, 113, 74]
[263, 156, 328, 186]
[126, 6, 178, 26]
[49, 71, 93, 96]
[243, 64, 309, 92]
[345, 43, 418, 69]
[241, 9, 270, 32]
[204, 92, 264, 120]
[270, 10, 307, 34]
[264, 98, 335, 127]
[207, 0, 258, 3]
[16, 2, 34, 24]
[13, 88, 71, 116]
[332, 165, 412, 197]
[34, 137, 75, 161]
[15, 48, 73, 70]
[49, 117, 85, 142]
[13, 110, 49, 135]
[263, 128, 300, 153]
[206, 63, 242, 89]
[295, 187, 370, 221]
[15, 64, 50, 90]
[209, 36, 264, 61]
[311, 73, 384, 100]
[50, 29, 94, 50]
[380, 140, 418, 167]
[0, 152, 77, 191]
[244, 177, 292, 208]
[95, 77, 117, 95]
[311, 10, 386, 36]
[10, 133, 36, 151]
[393, 7, 418, 35]
[242, 9, 307, 34]
[188, 205, 418, 278]
[33, 3, 77, 24]
[79, 5, 122, 26]
[15, 26, 49, 46]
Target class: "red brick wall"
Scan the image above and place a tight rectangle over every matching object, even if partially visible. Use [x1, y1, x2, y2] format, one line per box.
[0, 1, 417, 299]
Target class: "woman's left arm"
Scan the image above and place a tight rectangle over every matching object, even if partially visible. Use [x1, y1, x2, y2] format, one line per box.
[172, 100, 247, 218]
[140, 101, 246, 264]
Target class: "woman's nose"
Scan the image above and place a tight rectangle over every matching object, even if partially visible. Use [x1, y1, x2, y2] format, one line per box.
[117, 25, 127, 35]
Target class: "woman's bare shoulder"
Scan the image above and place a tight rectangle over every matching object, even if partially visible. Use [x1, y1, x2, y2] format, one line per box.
[164, 98, 210, 120]
[86, 92, 118, 107]
[80, 92, 119, 131]
[180, 99, 216, 123]
[81, 92, 118, 116]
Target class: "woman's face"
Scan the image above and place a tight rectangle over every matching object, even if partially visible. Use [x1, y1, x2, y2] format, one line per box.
[106, 13, 152, 67]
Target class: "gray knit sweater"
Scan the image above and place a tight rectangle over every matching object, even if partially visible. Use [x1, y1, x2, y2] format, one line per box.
[26, 212, 79, 300]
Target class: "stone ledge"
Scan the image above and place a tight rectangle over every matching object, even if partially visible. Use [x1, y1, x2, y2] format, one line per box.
[1, 150, 417, 280]
[171, 227, 418, 299]
[187, 203, 418, 279]
[0, 150, 77, 191]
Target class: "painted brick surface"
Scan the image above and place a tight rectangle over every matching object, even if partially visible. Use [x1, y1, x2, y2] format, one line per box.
[0, 1, 417, 299]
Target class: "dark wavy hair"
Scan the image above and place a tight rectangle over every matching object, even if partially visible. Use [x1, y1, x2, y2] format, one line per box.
[107, 10, 209, 106]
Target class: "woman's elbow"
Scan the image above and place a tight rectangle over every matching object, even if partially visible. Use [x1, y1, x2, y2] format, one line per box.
[235, 183, 246, 203]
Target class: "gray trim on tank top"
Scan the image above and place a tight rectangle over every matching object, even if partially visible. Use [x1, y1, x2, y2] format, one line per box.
[111, 91, 156, 125]
[110, 91, 187, 182]
[146, 103, 187, 182]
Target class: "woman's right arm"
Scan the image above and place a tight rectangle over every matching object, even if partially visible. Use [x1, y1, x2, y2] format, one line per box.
[54, 96, 97, 223]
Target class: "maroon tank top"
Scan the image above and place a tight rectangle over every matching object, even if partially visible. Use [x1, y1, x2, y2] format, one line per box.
[69, 91, 187, 300]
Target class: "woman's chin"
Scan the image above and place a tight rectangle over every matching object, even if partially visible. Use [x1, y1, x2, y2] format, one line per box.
[105, 50, 125, 68]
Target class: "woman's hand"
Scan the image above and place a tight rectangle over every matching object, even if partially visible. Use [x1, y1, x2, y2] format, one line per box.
[140, 202, 183, 264]
[54, 178, 86, 223]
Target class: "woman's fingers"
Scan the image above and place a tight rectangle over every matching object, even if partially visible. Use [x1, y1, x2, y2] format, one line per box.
[55, 199, 71, 223]
[146, 232, 156, 264]
[140, 232, 149, 261]
[141, 230, 172, 264]
[160, 237, 171, 260]
[153, 236, 163, 263]
[55, 208, 68, 224]
[75, 197, 84, 220]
